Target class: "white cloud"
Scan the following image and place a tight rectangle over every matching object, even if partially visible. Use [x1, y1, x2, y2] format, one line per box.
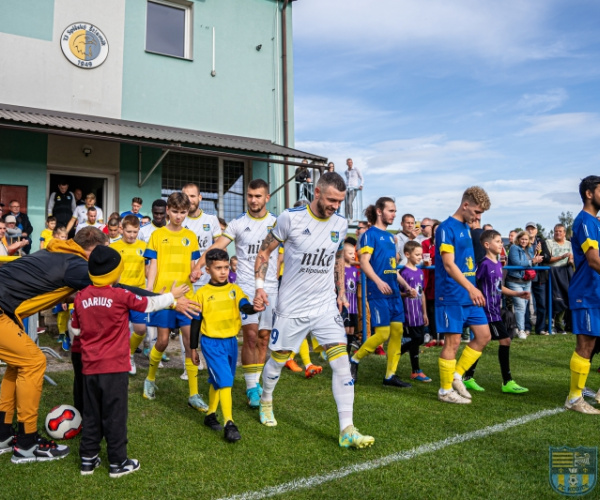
[517, 88, 568, 113]
[519, 112, 600, 136]
[294, 0, 570, 64]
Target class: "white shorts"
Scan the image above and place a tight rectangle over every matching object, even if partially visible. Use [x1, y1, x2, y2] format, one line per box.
[269, 309, 346, 353]
[242, 295, 277, 330]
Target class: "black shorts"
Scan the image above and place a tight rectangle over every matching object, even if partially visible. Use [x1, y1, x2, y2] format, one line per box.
[344, 312, 358, 329]
[489, 320, 510, 341]
[404, 324, 425, 341]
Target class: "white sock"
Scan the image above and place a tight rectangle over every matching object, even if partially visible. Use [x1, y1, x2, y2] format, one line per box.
[179, 333, 186, 369]
[255, 370, 262, 386]
[329, 354, 354, 431]
[453, 372, 462, 381]
[260, 356, 286, 402]
[245, 373, 256, 390]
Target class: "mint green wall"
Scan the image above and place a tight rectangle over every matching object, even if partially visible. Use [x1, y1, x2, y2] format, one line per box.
[0, 130, 48, 244]
[118, 145, 164, 215]
[0, 0, 54, 41]
[122, 0, 285, 143]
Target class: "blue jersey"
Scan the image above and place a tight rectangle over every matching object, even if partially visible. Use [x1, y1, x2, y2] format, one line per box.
[569, 210, 600, 309]
[435, 216, 476, 306]
[359, 226, 399, 299]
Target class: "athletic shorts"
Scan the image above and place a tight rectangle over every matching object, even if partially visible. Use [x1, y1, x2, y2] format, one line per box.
[344, 312, 358, 329]
[572, 308, 600, 337]
[200, 335, 238, 389]
[129, 310, 148, 325]
[435, 304, 488, 334]
[489, 320, 510, 341]
[369, 296, 405, 328]
[148, 309, 194, 329]
[269, 309, 346, 353]
[241, 294, 277, 330]
[405, 324, 425, 341]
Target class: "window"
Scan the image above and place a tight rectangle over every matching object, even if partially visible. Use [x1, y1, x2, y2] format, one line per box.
[146, 0, 193, 59]
[161, 153, 245, 222]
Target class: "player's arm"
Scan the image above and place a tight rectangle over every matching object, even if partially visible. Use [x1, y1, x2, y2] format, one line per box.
[501, 285, 530, 300]
[239, 297, 261, 314]
[335, 246, 349, 312]
[190, 235, 232, 280]
[145, 259, 157, 292]
[397, 272, 417, 298]
[66, 215, 78, 233]
[359, 250, 392, 295]
[421, 290, 429, 326]
[189, 309, 204, 366]
[47, 193, 55, 216]
[254, 232, 279, 308]
[584, 241, 600, 274]
[440, 251, 485, 306]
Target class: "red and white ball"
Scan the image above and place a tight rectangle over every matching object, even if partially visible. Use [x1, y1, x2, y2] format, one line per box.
[45, 405, 82, 440]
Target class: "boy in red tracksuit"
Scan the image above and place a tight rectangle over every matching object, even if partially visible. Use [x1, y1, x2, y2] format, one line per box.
[71, 246, 190, 478]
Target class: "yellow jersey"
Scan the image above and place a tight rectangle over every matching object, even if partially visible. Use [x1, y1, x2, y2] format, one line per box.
[110, 239, 147, 289]
[144, 226, 200, 299]
[193, 282, 248, 338]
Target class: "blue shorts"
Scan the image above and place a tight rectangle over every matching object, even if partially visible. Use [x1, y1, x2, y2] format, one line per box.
[435, 304, 488, 334]
[200, 336, 238, 389]
[572, 309, 600, 337]
[129, 310, 148, 325]
[147, 309, 194, 329]
[369, 296, 405, 328]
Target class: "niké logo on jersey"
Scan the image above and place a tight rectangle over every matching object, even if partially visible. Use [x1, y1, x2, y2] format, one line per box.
[300, 248, 334, 268]
[247, 240, 262, 255]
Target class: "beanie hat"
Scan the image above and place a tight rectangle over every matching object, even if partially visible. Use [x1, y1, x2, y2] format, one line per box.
[88, 245, 123, 286]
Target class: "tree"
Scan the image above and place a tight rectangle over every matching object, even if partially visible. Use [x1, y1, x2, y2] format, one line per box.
[557, 211, 574, 239]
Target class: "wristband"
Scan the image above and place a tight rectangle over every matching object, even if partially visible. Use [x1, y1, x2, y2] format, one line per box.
[255, 278, 265, 289]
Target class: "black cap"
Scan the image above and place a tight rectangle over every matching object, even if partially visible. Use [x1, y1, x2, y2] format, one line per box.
[88, 246, 123, 286]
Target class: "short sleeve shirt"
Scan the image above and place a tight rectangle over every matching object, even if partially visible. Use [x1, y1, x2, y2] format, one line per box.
[400, 267, 424, 326]
[476, 257, 502, 322]
[360, 226, 399, 299]
[569, 211, 600, 309]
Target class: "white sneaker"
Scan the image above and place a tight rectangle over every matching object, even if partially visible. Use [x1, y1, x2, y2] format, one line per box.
[128, 355, 136, 376]
[452, 379, 472, 399]
[158, 361, 164, 369]
[517, 330, 527, 339]
[565, 396, 600, 414]
[438, 389, 471, 404]
[180, 371, 188, 381]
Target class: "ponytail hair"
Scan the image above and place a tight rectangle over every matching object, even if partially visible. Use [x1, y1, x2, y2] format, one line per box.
[364, 197, 394, 225]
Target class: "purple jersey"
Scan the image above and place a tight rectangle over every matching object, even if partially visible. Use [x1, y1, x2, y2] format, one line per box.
[228, 270, 237, 284]
[476, 257, 502, 322]
[400, 267, 425, 327]
[345, 265, 359, 314]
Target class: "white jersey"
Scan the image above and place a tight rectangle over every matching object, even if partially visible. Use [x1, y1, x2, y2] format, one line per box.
[223, 211, 278, 294]
[272, 205, 347, 317]
[72, 205, 104, 225]
[75, 221, 105, 234]
[185, 210, 222, 286]
[138, 222, 162, 244]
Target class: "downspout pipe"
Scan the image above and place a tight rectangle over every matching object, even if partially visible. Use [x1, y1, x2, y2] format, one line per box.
[282, 0, 290, 208]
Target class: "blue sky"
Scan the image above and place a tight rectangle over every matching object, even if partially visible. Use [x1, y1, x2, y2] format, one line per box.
[292, 0, 600, 236]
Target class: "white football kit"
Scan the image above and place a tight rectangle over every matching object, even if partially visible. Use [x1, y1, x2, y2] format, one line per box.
[185, 210, 222, 287]
[72, 205, 104, 225]
[138, 222, 161, 244]
[269, 205, 347, 351]
[223, 211, 279, 329]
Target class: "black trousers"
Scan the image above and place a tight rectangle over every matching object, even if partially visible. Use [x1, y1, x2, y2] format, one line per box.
[79, 372, 129, 465]
[71, 352, 83, 414]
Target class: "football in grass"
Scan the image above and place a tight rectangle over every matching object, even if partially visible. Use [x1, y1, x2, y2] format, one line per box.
[45, 404, 82, 440]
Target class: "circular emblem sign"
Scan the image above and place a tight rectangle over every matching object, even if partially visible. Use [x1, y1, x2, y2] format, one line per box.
[60, 22, 109, 69]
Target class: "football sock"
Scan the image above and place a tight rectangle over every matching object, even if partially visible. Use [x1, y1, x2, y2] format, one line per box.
[439, 357, 456, 391]
[287, 352, 296, 361]
[147, 346, 163, 382]
[568, 352, 590, 402]
[463, 359, 479, 381]
[385, 322, 404, 378]
[456, 345, 482, 377]
[261, 352, 288, 402]
[219, 387, 233, 423]
[243, 364, 261, 390]
[130, 333, 145, 355]
[208, 385, 219, 414]
[327, 346, 353, 431]
[179, 333, 187, 369]
[498, 345, 512, 384]
[352, 326, 391, 362]
[185, 358, 198, 398]
[56, 310, 69, 334]
[299, 339, 311, 367]
[255, 364, 264, 386]
[409, 339, 421, 372]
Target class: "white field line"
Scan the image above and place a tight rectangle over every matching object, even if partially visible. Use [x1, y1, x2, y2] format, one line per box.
[217, 407, 565, 500]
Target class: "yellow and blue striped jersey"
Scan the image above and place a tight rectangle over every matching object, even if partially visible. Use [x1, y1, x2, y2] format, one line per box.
[570, 210, 600, 309]
[193, 282, 249, 338]
[144, 226, 200, 299]
[110, 239, 147, 289]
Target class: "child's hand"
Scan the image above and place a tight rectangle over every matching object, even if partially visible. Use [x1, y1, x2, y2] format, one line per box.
[61, 303, 68, 311]
[423, 314, 429, 326]
[190, 269, 203, 283]
[174, 297, 201, 319]
[519, 291, 531, 300]
[409, 288, 418, 298]
[170, 281, 190, 299]
[191, 350, 200, 366]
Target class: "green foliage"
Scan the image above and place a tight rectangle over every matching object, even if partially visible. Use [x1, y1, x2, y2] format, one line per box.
[2, 335, 591, 500]
[558, 211, 574, 239]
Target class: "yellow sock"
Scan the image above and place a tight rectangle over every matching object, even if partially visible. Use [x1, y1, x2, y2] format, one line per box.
[219, 387, 233, 423]
[130, 333, 145, 355]
[208, 385, 219, 414]
[569, 352, 591, 401]
[185, 358, 198, 397]
[325, 345, 347, 362]
[56, 310, 69, 334]
[299, 339, 311, 367]
[439, 357, 456, 391]
[353, 326, 391, 362]
[385, 322, 404, 378]
[147, 346, 163, 382]
[455, 346, 482, 377]
[288, 352, 296, 361]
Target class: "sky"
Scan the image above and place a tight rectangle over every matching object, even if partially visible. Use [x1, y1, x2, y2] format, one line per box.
[292, 0, 600, 236]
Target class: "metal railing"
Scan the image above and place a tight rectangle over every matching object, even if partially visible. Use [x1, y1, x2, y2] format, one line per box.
[360, 265, 553, 342]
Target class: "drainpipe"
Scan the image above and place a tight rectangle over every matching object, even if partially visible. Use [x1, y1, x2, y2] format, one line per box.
[282, 0, 290, 208]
